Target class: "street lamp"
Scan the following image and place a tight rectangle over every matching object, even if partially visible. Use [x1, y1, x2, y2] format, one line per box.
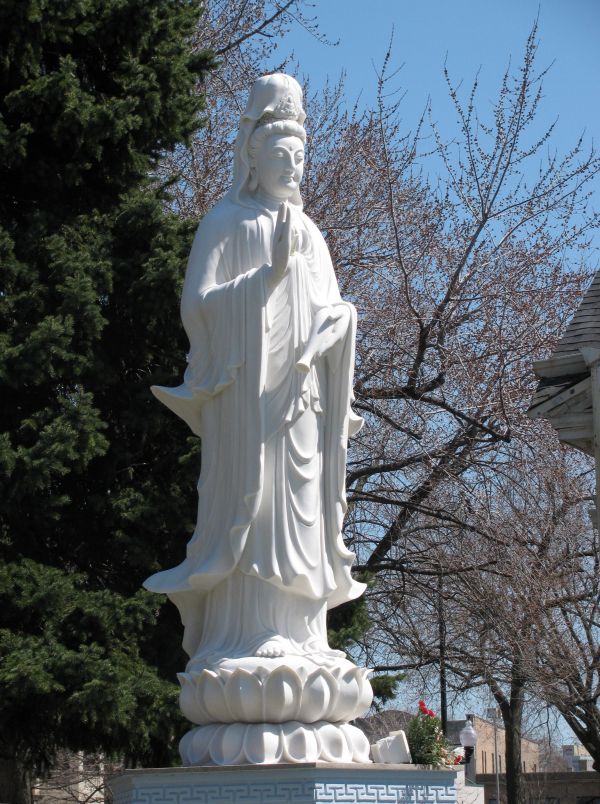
[459, 717, 478, 765]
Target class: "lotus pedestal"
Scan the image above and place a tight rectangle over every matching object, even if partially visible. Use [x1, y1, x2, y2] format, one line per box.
[177, 655, 373, 766]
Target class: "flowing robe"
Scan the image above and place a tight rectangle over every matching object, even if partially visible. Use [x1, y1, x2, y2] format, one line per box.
[145, 196, 364, 658]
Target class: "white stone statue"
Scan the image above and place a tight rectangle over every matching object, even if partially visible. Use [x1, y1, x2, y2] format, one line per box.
[145, 73, 372, 766]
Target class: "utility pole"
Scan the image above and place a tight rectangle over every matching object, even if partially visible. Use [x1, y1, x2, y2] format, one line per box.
[438, 571, 448, 735]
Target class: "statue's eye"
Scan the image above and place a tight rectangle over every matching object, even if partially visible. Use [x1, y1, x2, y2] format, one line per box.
[295, 153, 304, 164]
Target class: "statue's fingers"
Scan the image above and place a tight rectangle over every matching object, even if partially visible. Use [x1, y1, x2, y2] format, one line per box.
[276, 202, 286, 232]
[283, 212, 293, 250]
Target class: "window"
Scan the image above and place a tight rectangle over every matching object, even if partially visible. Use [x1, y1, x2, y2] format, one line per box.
[492, 753, 495, 773]
[482, 751, 487, 772]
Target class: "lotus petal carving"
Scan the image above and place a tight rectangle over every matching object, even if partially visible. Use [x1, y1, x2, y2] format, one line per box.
[317, 722, 348, 762]
[180, 721, 371, 766]
[225, 669, 264, 722]
[264, 665, 303, 721]
[178, 662, 373, 725]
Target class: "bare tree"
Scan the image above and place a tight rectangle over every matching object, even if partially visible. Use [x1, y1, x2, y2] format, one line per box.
[344, 25, 598, 576]
[32, 752, 122, 804]
[531, 515, 600, 769]
[370, 434, 596, 802]
[456, 443, 595, 800]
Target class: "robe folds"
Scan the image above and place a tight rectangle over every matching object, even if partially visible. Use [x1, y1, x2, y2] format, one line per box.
[145, 195, 364, 656]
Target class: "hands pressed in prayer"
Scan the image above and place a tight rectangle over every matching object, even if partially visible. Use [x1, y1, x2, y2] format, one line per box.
[270, 202, 298, 286]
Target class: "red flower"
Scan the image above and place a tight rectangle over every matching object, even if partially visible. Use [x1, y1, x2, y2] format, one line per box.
[427, 709, 435, 717]
[454, 755, 463, 765]
[418, 699, 426, 707]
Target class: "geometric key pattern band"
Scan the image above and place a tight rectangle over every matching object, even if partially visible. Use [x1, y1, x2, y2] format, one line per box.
[110, 778, 458, 804]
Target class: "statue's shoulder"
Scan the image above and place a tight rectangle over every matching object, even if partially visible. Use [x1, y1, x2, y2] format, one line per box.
[197, 197, 239, 230]
[299, 211, 328, 248]
[196, 197, 262, 242]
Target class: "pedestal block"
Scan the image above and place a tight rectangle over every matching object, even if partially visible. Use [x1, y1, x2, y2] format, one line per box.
[109, 763, 460, 804]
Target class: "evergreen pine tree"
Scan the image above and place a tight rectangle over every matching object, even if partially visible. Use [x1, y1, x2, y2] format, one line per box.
[0, 2, 213, 800]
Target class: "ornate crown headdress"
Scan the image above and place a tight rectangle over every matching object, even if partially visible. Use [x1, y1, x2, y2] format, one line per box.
[258, 93, 303, 126]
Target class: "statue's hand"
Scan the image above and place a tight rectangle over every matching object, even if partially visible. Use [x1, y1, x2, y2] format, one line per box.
[270, 202, 296, 286]
[296, 306, 351, 373]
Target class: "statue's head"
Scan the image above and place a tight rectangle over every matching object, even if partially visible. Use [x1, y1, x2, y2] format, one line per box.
[231, 74, 306, 207]
[247, 121, 306, 203]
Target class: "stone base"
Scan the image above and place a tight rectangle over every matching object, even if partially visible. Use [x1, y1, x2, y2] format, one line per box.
[179, 721, 371, 765]
[109, 763, 460, 804]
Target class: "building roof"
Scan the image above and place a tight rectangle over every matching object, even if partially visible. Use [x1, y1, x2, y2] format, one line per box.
[527, 269, 600, 455]
[553, 269, 600, 356]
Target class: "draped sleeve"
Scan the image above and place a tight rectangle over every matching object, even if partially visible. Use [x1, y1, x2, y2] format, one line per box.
[151, 200, 272, 435]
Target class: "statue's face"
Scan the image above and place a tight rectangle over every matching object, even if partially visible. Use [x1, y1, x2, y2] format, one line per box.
[255, 134, 304, 201]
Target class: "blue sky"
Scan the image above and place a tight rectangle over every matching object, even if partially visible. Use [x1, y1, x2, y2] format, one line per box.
[274, 0, 600, 258]
[277, 0, 599, 153]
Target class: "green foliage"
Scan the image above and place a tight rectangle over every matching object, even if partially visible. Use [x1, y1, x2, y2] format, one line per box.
[0, 560, 184, 771]
[406, 702, 450, 766]
[370, 673, 404, 706]
[0, 0, 209, 214]
[327, 593, 371, 652]
[0, 0, 214, 780]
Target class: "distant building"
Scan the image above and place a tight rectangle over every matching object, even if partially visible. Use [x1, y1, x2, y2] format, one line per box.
[32, 751, 119, 804]
[562, 743, 594, 772]
[446, 714, 540, 784]
[357, 708, 541, 780]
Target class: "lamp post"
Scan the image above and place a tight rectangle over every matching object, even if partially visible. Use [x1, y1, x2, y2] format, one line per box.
[459, 717, 478, 774]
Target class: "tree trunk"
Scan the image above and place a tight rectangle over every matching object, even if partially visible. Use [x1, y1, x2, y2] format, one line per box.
[502, 670, 526, 804]
[491, 666, 526, 804]
[0, 757, 33, 804]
